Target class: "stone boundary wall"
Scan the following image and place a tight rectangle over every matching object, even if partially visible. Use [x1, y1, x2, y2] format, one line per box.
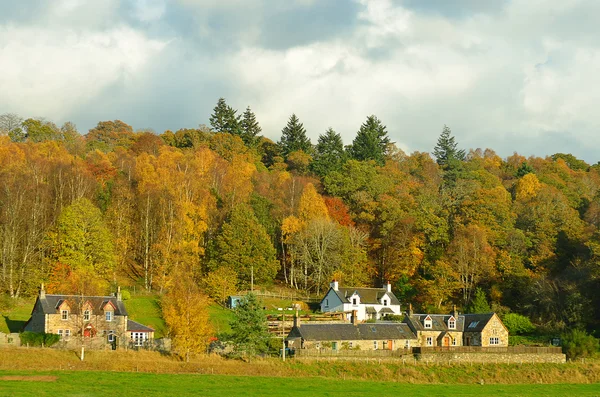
[418, 352, 566, 364]
[0, 332, 21, 347]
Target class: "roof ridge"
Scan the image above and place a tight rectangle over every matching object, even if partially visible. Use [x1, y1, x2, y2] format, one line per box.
[45, 294, 116, 298]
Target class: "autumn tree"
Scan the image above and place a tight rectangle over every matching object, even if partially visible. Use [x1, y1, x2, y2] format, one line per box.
[203, 267, 238, 307]
[278, 114, 312, 158]
[349, 115, 390, 166]
[162, 268, 214, 362]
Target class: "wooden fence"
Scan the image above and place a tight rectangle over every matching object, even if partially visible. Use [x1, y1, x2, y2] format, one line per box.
[413, 346, 562, 354]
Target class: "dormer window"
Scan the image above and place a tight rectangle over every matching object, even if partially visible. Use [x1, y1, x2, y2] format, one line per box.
[448, 316, 456, 329]
[105, 311, 113, 322]
[83, 310, 91, 321]
[352, 298, 357, 306]
[61, 310, 69, 320]
[383, 300, 388, 306]
[424, 315, 432, 329]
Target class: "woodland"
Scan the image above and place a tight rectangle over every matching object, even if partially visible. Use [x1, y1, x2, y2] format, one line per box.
[1, 98, 600, 336]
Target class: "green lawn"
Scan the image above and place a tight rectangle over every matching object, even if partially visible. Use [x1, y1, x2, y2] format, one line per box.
[208, 304, 235, 334]
[0, 371, 598, 397]
[125, 296, 166, 338]
[0, 298, 34, 333]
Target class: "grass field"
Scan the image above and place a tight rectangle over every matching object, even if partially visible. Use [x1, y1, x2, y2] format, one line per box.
[0, 370, 599, 397]
[0, 298, 34, 333]
[124, 295, 166, 338]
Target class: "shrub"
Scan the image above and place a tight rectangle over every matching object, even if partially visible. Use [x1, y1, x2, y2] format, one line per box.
[19, 332, 61, 347]
[502, 313, 535, 335]
[561, 329, 598, 360]
[383, 314, 403, 322]
[121, 289, 131, 300]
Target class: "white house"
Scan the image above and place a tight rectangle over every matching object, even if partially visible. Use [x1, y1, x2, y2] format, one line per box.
[319, 280, 402, 322]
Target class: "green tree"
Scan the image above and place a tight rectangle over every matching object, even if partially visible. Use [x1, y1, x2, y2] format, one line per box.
[21, 118, 61, 142]
[209, 97, 241, 135]
[0, 113, 23, 140]
[212, 205, 278, 287]
[278, 114, 312, 158]
[240, 106, 262, 147]
[53, 198, 115, 278]
[468, 288, 491, 313]
[502, 313, 535, 335]
[310, 128, 346, 177]
[230, 293, 269, 357]
[433, 125, 465, 167]
[349, 115, 390, 165]
[561, 329, 598, 360]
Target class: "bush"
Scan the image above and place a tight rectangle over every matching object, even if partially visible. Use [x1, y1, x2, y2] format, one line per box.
[561, 329, 598, 360]
[19, 332, 61, 347]
[121, 289, 131, 300]
[502, 313, 535, 335]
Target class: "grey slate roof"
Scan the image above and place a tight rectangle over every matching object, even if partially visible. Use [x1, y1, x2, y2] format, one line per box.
[287, 323, 416, 341]
[127, 319, 154, 332]
[328, 287, 401, 306]
[404, 314, 465, 332]
[37, 294, 128, 316]
[462, 313, 495, 332]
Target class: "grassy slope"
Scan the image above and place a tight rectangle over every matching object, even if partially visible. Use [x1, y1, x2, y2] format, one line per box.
[0, 298, 35, 333]
[0, 371, 599, 397]
[125, 296, 166, 338]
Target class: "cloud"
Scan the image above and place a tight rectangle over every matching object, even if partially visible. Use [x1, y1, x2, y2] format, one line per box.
[0, 0, 599, 163]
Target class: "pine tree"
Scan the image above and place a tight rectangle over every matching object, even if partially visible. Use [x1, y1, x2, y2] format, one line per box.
[349, 115, 390, 165]
[433, 125, 465, 167]
[230, 293, 269, 357]
[278, 114, 312, 158]
[468, 288, 491, 313]
[209, 97, 241, 135]
[310, 128, 346, 177]
[240, 106, 262, 147]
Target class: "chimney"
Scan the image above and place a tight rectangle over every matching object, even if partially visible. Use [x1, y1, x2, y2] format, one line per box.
[351, 310, 358, 326]
[40, 283, 46, 299]
[408, 303, 413, 316]
[116, 286, 122, 302]
[452, 305, 458, 318]
[294, 310, 301, 328]
[330, 279, 339, 291]
[386, 280, 392, 293]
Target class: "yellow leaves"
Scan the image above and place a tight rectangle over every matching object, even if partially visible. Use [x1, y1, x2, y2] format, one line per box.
[298, 183, 329, 222]
[515, 173, 541, 201]
[282, 215, 303, 243]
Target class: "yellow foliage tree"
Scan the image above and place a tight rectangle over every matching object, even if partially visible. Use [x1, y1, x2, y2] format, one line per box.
[298, 183, 329, 222]
[162, 269, 214, 362]
[515, 173, 541, 201]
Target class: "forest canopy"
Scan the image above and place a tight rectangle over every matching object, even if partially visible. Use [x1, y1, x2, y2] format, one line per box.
[1, 100, 600, 334]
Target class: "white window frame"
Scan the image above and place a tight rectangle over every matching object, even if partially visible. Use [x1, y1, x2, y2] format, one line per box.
[65, 329, 71, 339]
[105, 311, 113, 322]
[83, 310, 91, 321]
[404, 340, 410, 349]
[383, 300, 388, 306]
[424, 319, 432, 329]
[448, 318, 456, 329]
[452, 338, 457, 346]
[61, 310, 69, 320]
[348, 342, 353, 349]
[131, 332, 147, 347]
[332, 341, 338, 351]
[489, 337, 499, 345]
[57, 329, 63, 339]
[352, 298, 357, 306]
[426, 337, 433, 346]
[108, 331, 116, 343]
[373, 340, 378, 350]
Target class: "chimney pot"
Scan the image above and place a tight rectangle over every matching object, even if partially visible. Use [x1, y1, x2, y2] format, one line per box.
[117, 286, 122, 302]
[386, 280, 391, 293]
[40, 283, 46, 299]
[294, 310, 300, 328]
[408, 303, 413, 316]
[330, 279, 339, 291]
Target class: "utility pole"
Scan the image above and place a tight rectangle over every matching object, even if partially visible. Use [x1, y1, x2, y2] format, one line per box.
[251, 266, 254, 292]
[282, 313, 285, 362]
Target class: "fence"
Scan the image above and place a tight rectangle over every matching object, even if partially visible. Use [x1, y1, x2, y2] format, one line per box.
[413, 346, 562, 354]
[295, 349, 412, 358]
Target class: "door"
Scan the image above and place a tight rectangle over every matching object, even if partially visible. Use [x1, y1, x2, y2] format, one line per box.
[387, 340, 393, 350]
[465, 337, 471, 346]
[443, 337, 450, 347]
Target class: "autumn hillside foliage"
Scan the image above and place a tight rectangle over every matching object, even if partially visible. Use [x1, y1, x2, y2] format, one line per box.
[2, 107, 600, 336]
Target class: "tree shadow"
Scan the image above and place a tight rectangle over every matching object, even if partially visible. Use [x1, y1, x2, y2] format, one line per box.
[2, 315, 26, 333]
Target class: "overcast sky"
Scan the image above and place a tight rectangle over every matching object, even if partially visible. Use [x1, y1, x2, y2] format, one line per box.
[1, 0, 599, 162]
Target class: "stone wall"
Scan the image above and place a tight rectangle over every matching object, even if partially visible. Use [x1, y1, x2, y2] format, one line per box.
[418, 351, 565, 364]
[296, 338, 413, 351]
[0, 332, 21, 347]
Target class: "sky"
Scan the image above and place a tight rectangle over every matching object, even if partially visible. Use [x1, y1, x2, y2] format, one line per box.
[1, 0, 599, 163]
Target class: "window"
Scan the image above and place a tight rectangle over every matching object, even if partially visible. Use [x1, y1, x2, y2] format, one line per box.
[332, 342, 337, 351]
[108, 331, 116, 343]
[424, 316, 432, 329]
[404, 340, 410, 349]
[448, 318, 456, 329]
[468, 321, 479, 329]
[316, 342, 321, 349]
[452, 338, 457, 346]
[325, 299, 328, 307]
[383, 300, 388, 306]
[105, 311, 113, 322]
[83, 310, 90, 321]
[57, 329, 63, 339]
[61, 310, 69, 320]
[426, 337, 433, 346]
[352, 298, 357, 306]
[348, 342, 353, 349]
[65, 329, 71, 339]
[373, 340, 378, 350]
[489, 337, 499, 345]
[131, 332, 147, 347]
